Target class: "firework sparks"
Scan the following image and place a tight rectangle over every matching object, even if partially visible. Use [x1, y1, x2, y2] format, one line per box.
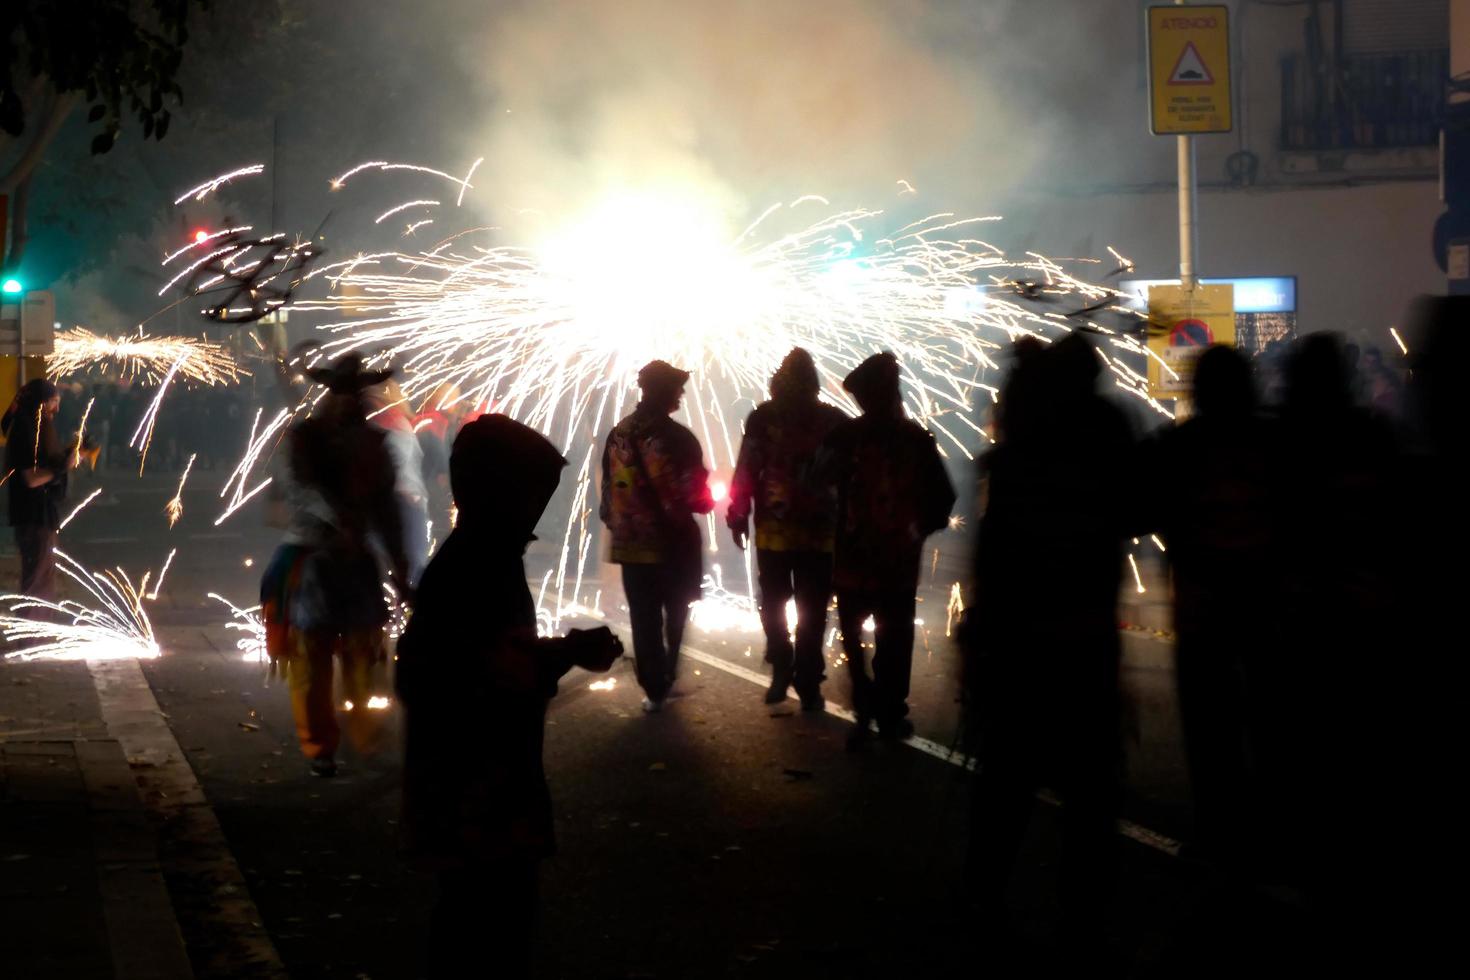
[216, 408, 291, 525]
[207, 593, 267, 662]
[945, 581, 965, 638]
[48, 328, 244, 385]
[244, 164, 1154, 629]
[174, 164, 265, 204]
[1389, 326, 1409, 356]
[1127, 553, 1146, 595]
[1, 551, 161, 661]
[588, 678, 617, 691]
[166, 454, 196, 527]
[71, 397, 95, 468]
[57, 487, 103, 531]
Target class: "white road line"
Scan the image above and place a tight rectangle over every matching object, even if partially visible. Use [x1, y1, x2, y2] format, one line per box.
[677, 638, 1183, 858]
[87, 659, 287, 978]
[75, 536, 140, 545]
[186, 532, 244, 540]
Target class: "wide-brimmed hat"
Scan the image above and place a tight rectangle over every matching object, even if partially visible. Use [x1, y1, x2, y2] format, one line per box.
[306, 352, 394, 394]
[636, 359, 690, 392]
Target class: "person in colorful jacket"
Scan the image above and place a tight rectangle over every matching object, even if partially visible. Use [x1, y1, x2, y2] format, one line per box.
[599, 360, 714, 712]
[815, 351, 955, 746]
[260, 354, 410, 777]
[726, 348, 846, 709]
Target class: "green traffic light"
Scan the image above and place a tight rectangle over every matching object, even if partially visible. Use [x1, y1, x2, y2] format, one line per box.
[0, 279, 21, 294]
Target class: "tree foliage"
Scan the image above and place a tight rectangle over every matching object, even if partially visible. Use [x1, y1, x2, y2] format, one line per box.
[1, 0, 208, 156]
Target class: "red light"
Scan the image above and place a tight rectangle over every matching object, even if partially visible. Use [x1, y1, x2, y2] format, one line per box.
[193, 229, 209, 244]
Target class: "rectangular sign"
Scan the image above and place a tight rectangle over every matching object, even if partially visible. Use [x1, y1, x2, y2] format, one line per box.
[1148, 4, 1232, 134]
[1147, 283, 1235, 397]
[1119, 277, 1295, 314]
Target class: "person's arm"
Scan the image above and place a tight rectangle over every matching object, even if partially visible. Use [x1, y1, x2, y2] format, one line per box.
[642, 426, 713, 522]
[725, 411, 762, 548]
[915, 428, 957, 537]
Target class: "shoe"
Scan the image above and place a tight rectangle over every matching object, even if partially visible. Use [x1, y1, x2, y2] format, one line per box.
[798, 692, 825, 712]
[310, 757, 338, 778]
[878, 718, 915, 741]
[763, 681, 789, 705]
[641, 697, 664, 714]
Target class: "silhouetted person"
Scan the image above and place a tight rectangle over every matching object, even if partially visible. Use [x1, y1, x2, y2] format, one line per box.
[1271, 332, 1401, 965]
[259, 354, 411, 777]
[1148, 345, 1276, 866]
[727, 348, 846, 709]
[397, 414, 622, 980]
[816, 352, 954, 745]
[1397, 297, 1469, 972]
[600, 360, 714, 711]
[4, 380, 87, 600]
[964, 333, 1136, 949]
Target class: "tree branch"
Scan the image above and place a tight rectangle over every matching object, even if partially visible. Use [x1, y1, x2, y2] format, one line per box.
[0, 90, 79, 195]
[3, 173, 33, 271]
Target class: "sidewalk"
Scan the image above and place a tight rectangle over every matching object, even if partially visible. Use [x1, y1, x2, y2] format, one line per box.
[0, 659, 193, 980]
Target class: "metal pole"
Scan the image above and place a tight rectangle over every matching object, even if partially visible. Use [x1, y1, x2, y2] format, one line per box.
[1178, 133, 1198, 290]
[1176, 0, 1199, 291]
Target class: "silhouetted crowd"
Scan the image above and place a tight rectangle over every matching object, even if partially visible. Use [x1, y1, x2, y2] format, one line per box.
[10, 298, 1464, 976]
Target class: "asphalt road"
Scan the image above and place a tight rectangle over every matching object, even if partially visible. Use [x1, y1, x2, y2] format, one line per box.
[32, 466, 1199, 978]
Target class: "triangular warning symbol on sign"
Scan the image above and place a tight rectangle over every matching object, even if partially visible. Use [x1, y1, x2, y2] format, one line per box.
[1168, 42, 1213, 85]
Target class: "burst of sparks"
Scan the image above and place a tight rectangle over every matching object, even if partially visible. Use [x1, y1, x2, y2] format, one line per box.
[128, 356, 186, 475]
[57, 487, 103, 531]
[167, 454, 196, 527]
[1127, 553, 1146, 594]
[588, 678, 617, 691]
[147, 549, 178, 600]
[207, 593, 267, 662]
[71, 397, 95, 468]
[50, 328, 244, 385]
[217, 408, 291, 525]
[173, 164, 264, 205]
[229, 164, 1158, 630]
[1, 551, 161, 661]
[945, 581, 965, 638]
[1389, 326, 1408, 356]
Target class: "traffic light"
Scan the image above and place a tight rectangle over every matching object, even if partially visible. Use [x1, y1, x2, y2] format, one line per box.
[1, 278, 21, 294]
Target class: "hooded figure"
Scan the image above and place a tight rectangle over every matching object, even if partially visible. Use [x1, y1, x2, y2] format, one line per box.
[397, 414, 622, 980]
[260, 353, 410, 777]
[813, 351, 955, 744]
[1145, 344, 1277, 865]
[965, 332, 1138, 946]
[5, 379, 77, 600]
[599, 359, 714, 711]
[726, 348, 847, 708]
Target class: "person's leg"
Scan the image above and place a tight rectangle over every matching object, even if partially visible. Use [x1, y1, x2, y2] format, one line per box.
[622, 564, 670, 703]
[871, 588, 917, 735]
[837, 591, 875, 739]
[286, 629, 342, 764]
[661, 563, 691, 695]
[1055, 642, 1121, 942]
[791, 551, 833, 706]
[15, 526, 40, 594]
[756, 549, 796, 701]
[339, 629, 389, 757]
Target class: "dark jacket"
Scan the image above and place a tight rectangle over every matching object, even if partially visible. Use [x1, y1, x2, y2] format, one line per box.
[727, 396, 846, 552]
[817, 412, 956, 592]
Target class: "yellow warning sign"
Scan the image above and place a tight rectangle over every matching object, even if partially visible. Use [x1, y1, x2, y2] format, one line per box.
[1147, 283, 1235, 398]
[1148, 5, 1232, 135]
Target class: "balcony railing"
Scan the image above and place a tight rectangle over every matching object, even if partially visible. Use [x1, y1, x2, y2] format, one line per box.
[1281, 49, 1448, 152]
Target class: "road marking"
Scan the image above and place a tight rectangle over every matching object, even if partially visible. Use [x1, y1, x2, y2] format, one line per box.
[75, 536, 140, 545]
[88, 658, 287, 978]
[187, 532, 244, 540]
[675, 638, 1183, 858]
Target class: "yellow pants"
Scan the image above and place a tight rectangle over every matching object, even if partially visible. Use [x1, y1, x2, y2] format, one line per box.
[285, 628, 387, 761]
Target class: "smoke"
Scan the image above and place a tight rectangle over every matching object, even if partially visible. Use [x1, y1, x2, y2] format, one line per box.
[453, 0, 1057, 233]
